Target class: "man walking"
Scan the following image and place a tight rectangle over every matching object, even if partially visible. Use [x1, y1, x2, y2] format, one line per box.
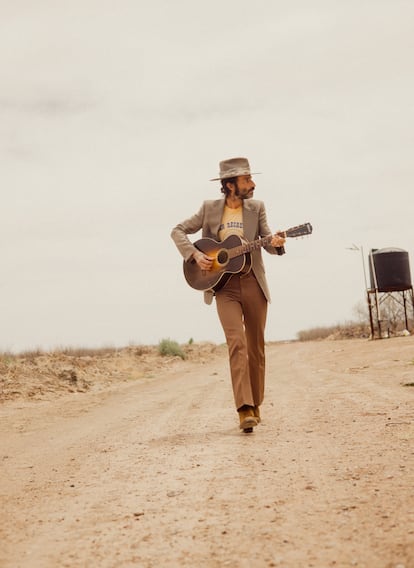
[171, 157, 286, 433]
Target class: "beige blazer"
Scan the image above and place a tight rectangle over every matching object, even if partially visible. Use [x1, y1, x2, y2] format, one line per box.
[171, 198, 284, 305]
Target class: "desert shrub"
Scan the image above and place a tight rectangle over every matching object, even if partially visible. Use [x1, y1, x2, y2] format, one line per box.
[158, 338, 186, 360]
[55, 346, 117, 357]
[297, 321, 370, 341]
[296, 326, 340, 342]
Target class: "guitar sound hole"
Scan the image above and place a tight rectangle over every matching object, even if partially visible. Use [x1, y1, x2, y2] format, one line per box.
[217, 250, 229, 265]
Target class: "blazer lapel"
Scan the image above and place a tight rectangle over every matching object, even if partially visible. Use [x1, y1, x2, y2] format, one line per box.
[242, 201, 258, 241]
[209, 199, 226, 238]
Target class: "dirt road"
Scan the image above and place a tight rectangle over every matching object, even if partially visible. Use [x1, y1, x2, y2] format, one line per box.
[1, 338, 414, 567]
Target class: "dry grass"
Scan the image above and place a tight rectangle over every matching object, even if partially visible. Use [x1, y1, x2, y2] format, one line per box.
[296, 322, 371, 341]
[0, 345, 145, 361]
[0, 341, 226, 403]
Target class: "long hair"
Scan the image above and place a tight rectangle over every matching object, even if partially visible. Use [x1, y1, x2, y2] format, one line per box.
[220, 177, 238, 197]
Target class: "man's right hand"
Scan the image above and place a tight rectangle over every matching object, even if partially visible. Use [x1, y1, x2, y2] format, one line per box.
[194, 251, 213, 271]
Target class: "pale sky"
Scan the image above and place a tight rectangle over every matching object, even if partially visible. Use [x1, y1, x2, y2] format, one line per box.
[1, 1, 414, 352]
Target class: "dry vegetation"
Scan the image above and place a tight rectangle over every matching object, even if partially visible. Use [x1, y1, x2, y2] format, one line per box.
[0, 342, 226, 403]
[2, 317, 412, 403]
[297, 316, 414, 342]
[296, 321, 371, 341]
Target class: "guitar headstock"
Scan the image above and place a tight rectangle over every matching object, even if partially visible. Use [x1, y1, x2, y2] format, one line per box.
[284, 222, 313, 238]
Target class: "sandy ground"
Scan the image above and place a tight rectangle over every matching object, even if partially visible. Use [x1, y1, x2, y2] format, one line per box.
[1, 337, 414, 568]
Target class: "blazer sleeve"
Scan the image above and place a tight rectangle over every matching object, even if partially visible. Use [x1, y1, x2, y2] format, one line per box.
[171, 202, 205, 262]
[258, 202, 285, 256]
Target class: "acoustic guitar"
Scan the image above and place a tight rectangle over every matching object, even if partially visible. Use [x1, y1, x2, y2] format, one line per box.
[183, 222, 313, 291]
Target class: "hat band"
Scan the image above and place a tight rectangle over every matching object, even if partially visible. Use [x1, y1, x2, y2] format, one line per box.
[222, 168, 250, 177]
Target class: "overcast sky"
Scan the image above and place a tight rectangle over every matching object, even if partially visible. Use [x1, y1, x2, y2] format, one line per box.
[1, 1, 413, 352]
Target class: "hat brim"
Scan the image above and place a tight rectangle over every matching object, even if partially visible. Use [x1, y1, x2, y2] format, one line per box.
[209, 172, 261, 181]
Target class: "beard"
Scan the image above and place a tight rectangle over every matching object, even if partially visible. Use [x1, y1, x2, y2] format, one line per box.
[235, 188, 254, 199]
[235, 183, 254, 200]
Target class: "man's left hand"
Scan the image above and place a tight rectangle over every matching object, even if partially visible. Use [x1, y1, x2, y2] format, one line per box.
[271, 233, 286, 248]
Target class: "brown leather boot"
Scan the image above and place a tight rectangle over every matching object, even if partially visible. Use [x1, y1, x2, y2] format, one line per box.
[253, 405, 261, 423]
[238, 406, 258, 432]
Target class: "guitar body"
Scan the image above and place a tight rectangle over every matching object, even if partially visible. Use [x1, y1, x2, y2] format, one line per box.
[183, 235, 247, 291]
[182, 222, 312, 292]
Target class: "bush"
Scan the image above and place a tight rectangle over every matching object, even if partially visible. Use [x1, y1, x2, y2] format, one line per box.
[296, 321, 370, 341]
[296, 325, 340, 342]
[158, 338, 186, 360]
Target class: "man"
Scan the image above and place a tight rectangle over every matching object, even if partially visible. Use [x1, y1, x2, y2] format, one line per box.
[171, 157, 286, 433]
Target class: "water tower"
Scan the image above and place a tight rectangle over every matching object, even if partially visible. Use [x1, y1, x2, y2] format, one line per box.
[367, 247, 414, 338]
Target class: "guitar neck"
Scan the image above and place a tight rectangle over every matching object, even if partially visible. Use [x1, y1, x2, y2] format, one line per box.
[228, 235, 275, 259]
[226, 223, 312, 260]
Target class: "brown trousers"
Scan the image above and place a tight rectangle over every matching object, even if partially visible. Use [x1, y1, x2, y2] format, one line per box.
[215, 271, 268, 410]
